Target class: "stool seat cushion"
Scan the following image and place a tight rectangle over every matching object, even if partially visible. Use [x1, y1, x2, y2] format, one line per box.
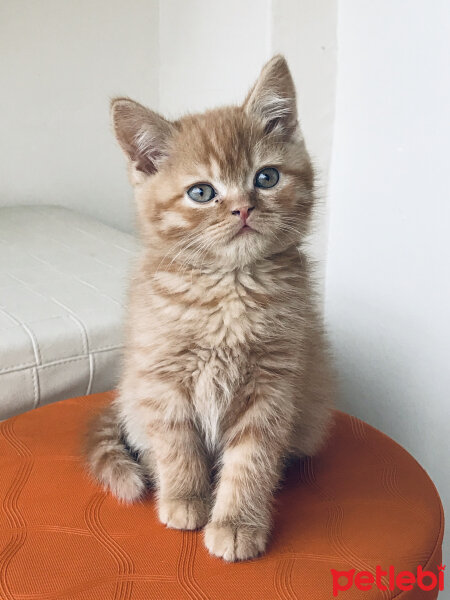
[0, 206, 138, 419]
[0, 392, 443, 599]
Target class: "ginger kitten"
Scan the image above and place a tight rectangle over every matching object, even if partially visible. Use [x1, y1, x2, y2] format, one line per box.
[86, 55, 334, 562]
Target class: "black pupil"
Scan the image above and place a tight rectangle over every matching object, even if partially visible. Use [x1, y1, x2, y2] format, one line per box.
[259, 171, 273, 185]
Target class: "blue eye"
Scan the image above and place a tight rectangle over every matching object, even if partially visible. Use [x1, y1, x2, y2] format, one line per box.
[187, 183, 216, 203]
[255, 167, 279, 189]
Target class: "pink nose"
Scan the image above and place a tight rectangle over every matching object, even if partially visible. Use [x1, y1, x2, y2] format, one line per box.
[231, 206, 255, 223]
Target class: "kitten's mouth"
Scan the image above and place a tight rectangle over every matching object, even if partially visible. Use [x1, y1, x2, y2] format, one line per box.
[236, 224, 257, 236]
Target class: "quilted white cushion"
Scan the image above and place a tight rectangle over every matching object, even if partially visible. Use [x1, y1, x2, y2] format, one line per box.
[0, 206, 139, 419]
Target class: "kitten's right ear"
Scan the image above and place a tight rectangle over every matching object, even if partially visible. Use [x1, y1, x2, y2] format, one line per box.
[111, 98, 175, 176]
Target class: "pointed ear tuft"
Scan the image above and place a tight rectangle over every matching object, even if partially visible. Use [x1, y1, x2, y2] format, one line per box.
[243, 55, 298, 138]
[110, 98, 174, 175]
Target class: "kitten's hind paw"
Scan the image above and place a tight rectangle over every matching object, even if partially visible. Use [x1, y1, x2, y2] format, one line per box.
[158, 497, 209, 530]
[204, 522, 268, 562]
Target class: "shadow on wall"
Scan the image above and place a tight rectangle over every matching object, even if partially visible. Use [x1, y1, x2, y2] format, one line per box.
[328, 299, 447, 463]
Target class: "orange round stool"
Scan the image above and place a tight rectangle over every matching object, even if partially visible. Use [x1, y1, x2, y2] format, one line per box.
[0, 392, 444, 600]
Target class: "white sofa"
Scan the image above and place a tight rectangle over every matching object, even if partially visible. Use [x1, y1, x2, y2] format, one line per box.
[0, 206, 138, 419]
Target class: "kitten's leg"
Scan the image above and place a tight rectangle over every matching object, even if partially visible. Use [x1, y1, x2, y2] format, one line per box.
[126, 381, 210, 530]
[204, 391, 292, 562]
[152, 420, 210, 530]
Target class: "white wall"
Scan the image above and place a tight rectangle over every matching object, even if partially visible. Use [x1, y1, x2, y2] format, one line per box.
[0, 0, 159, 231]
[326, 0, 450, 556]
[159, 0, 271, 115]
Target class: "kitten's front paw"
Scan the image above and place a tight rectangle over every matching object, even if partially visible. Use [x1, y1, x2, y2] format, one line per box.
[204, 522, 268, 562]
[158, 497, 209, 530]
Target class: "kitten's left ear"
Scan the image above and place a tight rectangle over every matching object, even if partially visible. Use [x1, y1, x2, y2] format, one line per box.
[243, 55, 298, 138]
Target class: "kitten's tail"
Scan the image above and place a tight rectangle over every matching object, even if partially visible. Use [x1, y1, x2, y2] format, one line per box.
[85, 405, 147, 503]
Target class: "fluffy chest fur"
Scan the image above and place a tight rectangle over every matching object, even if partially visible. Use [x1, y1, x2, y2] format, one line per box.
[129, 249, 306, 451]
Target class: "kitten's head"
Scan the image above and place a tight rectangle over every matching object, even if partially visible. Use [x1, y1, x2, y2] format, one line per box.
[112, 55, 314, 269]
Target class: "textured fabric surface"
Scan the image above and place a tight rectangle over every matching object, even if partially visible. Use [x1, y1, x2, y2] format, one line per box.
[0, 392, 444, 599]
[0, 206, 138, 419]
